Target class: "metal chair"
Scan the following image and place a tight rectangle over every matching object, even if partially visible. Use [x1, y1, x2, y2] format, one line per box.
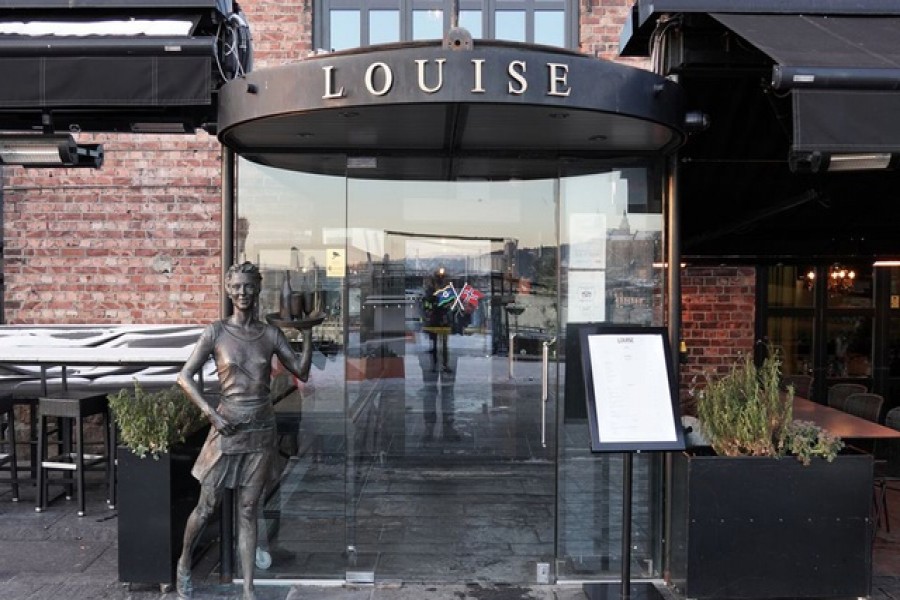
[0, 395, 20, 500]
[875, 407, 900, 531]
[827, 383, 867, 411]
[35, 392, 115, 517]
[843, 392, 884, 423]
[782, 374, 813, 399]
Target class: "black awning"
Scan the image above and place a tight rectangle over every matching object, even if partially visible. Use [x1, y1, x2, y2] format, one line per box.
[712, 13, 900, 154]
[712, 14, 900, 89]
[792, 89, 900, 153]
[0, 0, 246, 134]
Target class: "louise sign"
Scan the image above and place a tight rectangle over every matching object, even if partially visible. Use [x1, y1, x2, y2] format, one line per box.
[322, 58, 572, 99]
[216, 42, 686, 178]
[218, 42, 685, 130]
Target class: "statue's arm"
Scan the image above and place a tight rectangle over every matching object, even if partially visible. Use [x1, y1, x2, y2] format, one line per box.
[274, 327, 312, 383]
[177, 324, 234, 435]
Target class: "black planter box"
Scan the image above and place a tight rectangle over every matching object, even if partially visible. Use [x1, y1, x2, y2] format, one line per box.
[669, 451, 873, 599]
[117, 428, 208, 589]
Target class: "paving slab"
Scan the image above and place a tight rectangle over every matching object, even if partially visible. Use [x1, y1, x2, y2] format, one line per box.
[2, 482, 900, 600]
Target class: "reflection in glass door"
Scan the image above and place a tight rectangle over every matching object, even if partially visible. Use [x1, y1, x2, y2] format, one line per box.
[345, 178, 559, 583]
[236, 159, 667, 585]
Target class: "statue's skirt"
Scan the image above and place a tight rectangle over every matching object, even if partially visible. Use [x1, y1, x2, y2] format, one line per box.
[192, 397, 276, 489]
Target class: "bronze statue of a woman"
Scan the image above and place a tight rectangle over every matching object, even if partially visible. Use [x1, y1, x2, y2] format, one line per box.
[175, 262, 314, 600]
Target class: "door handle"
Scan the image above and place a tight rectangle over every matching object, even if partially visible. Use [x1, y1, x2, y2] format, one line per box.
[541, 337, 557, 448]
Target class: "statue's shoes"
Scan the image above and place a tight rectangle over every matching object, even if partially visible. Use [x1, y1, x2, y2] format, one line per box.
[176, 564, 193, 599]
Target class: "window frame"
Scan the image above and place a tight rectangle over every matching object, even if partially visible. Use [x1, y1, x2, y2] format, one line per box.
[314, 0, 578, 51]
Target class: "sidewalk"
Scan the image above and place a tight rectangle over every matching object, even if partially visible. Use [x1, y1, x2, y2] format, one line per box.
[2, 479, 900, 600]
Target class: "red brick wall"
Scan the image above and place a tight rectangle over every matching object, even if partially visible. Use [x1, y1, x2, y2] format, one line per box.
[243, 0, 314, 64]
[680, 266, 757, 399]
[580, 0, 650, 69]
[0, 0, 314, 325]
[2, 135, 222, 324]
[0, 3, 758, 413]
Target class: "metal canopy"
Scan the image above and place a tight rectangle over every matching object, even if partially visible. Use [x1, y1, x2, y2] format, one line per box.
[217, 41, 686, 180]
[618, 1, 900, 260]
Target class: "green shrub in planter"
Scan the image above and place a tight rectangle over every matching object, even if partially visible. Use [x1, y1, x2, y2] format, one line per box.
[675, 351, 867, 600]
[696, 351, 843, 464]
[108, 383, 207, 459]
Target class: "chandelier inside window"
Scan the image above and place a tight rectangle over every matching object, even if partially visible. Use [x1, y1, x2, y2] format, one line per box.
[806, 264, 856, 294]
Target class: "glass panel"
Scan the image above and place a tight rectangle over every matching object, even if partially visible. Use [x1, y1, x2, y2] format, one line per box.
[557, 165, 665, 580]
[888, 268, 900, 311]
[369, 9, 400, 44]
[459, 9, 482, 38]
[534, 10, 565, 47]
[345, 177, 558, 582]
[825, 314, 873, 381]
[329, 9, 361, 51]
[235, 159, 348, 580]
[236, 158, 664, 584]
[826, 264, 872, 308]
[768, 265, 814, 308]
[413, 9, 443, 40]
[767, 315, 814, 378]
[560, 170, 664, 326]
[889, 315, 900, 376]
[886, 286, 900, 416]
[496, 10, 526, 42]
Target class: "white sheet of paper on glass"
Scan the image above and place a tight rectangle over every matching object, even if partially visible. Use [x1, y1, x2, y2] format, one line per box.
[567, 270, 605, 323]
[569, 213, 606, 269]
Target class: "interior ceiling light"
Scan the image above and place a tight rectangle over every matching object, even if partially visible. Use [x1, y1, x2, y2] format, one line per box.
[0, 134, 103, 168]
[805, 263, 856, 294]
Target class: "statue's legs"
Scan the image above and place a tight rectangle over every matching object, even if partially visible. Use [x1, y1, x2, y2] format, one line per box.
[238, 452, 273, 600]
[237, 484, 264, 600]
[176, 484, 222, 599]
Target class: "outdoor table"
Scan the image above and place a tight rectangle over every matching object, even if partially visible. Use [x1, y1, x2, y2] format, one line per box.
[793, 396, 900, 439]
[0, 346, 194, 395]
[0, 345, 197, 474]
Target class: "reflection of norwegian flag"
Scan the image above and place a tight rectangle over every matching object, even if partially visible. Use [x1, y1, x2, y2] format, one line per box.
[458, 283, 484, 312]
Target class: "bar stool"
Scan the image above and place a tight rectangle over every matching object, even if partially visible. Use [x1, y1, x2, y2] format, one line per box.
[35, 392, 115, 517]
[0, 395, 20, 500]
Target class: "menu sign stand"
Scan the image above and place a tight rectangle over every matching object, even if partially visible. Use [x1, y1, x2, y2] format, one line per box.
[577, 325, 685, 600]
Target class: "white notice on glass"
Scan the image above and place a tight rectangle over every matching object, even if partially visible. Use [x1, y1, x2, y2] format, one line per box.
[567, 270, 605, 323]
[569, 213, 606, 269]
[587, 333, 677, 443]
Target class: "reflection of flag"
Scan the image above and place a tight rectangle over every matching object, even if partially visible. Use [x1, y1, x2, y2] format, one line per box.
[434, 283, 457, 307]
[458, 283, 484, 312]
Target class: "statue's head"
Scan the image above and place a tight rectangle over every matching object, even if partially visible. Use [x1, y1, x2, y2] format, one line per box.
[225, 262, 262, 309]
[225, 261, 262, 286]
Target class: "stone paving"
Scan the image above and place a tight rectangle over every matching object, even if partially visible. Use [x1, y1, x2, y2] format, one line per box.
[3, 477, 900, 600]
[0, 477, 632, 600]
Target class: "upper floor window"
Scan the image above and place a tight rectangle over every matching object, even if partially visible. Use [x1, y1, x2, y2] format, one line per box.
[316, 0, 576, 51]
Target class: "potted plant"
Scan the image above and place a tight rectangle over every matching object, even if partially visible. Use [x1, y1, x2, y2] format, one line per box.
[109, 383, 209, 592]
[669, 352, 873, 600]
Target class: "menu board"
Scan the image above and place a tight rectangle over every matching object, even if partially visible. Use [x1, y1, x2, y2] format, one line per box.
[579, 325, 685, 452]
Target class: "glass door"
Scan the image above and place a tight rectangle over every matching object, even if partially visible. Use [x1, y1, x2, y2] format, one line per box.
[344, 178, 559, 583]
